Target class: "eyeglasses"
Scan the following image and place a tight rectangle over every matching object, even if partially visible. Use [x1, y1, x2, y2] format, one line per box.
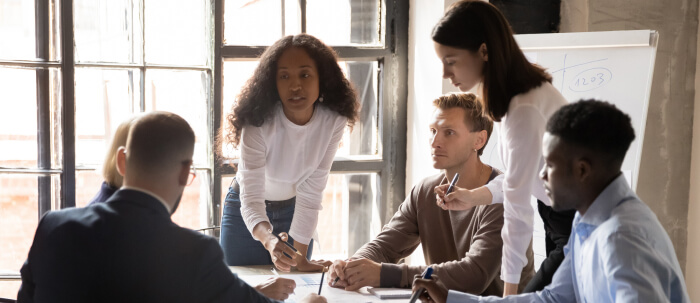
[187, 165, 197, 186]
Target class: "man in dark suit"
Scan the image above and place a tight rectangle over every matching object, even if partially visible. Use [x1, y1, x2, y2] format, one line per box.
[17, 111, 325, 303]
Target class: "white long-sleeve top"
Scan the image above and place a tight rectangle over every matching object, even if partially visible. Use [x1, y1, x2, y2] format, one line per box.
[237, 104, 347, 245]
[496, 82, 567, 284]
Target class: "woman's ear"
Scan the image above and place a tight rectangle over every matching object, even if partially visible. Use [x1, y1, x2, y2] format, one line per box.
[116, 147, 127, 177]
[479, 43, 488, 61]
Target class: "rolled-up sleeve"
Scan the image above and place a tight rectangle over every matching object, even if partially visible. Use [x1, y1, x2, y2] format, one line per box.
[500, 105, 545, 284]
[485, 174, 504, 204]
[238, 126, 270, 236]
[288, 117, 347, 244]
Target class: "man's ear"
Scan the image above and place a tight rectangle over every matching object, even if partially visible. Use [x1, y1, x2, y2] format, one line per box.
[576, 157, 592, 183]
[478, 43, 488, 62]
[474, 130, 488, 152]
[116, 147, 127, 177]
[178, 161, 191, 186]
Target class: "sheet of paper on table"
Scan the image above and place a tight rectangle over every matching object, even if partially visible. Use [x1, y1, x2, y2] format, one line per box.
[237, 272, 406, 303]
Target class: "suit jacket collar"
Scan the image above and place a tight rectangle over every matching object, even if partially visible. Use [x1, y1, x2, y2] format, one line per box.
[105, 189, 172, 219]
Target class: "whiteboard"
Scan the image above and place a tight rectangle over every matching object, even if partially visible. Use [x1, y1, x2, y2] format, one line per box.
[448, 30, 659, 191]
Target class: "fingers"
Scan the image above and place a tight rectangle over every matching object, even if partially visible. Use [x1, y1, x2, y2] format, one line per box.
[278, 232, 289, 242]
[329, 260, 347, 280]
[344, 277, 367, 291]
[275, 277, 296, 290]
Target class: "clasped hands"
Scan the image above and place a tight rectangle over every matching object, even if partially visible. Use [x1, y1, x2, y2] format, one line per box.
[327, 258, 381, 291]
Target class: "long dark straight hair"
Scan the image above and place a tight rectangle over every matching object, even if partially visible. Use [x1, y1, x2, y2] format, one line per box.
[432, 0, 552, 122]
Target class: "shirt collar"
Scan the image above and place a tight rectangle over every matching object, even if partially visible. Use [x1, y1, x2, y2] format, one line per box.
[579, 173, 635, 227]
[121, 186, 172, 214]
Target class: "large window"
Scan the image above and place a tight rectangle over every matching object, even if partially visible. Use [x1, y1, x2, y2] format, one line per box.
[0, 0, 407, 297]
[218, 0, 408, 259]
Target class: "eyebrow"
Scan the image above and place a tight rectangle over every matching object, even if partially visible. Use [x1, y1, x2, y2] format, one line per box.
[277, 65, 313, 70]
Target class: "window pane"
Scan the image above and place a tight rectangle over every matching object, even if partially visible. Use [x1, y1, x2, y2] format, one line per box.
[0, 0, 35, 60]
[221, 60, 379, 158]
[145, 69, 209, 166]
[0, 174, 60, 272]
[75, 170, 106, 207]
[74, 0, 142, 64]
[224, 0, 301, 46]
[0, 67, 62, 169]
[314, 173, 379, 260]
[221, 60, 259, 159]
[306, 0, 380, 46]
[75, 68, 139, 167]
[335, 61, 379, 157]
[0, 67, 37, 168]
[0, 0, 60, 61]
[172, 168, 211, 230]
[145, 0, 209, 65]
[0, 281, 21, 301]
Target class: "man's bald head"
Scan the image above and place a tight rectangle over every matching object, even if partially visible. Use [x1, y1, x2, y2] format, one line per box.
[125, 112, 195, 179]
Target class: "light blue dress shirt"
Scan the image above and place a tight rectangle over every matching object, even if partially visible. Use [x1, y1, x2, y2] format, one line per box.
[446, 174, 689, 303]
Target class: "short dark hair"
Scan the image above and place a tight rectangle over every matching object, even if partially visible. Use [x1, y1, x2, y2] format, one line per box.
[225, 34, 359, 148]
[546, 100, 635, 165]
[127, 112, 195, 174]
[432, 93, 493, 156]
[432, 0, 552, 122]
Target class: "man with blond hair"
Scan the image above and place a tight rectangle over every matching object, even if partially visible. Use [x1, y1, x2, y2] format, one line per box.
[328, 93, 534, 296]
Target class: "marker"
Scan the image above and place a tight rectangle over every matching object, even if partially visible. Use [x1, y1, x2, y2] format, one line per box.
[409, 267, 433, 303]
[318, 267, 327, 295]
[442, 173, 460, 206]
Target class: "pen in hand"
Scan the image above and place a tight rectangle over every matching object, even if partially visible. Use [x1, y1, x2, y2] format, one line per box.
[442, 173, 460, 206]
[409, 267, 433, 303]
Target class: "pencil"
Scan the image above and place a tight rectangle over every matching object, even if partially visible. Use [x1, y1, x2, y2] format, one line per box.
[318, 267, 326, 295]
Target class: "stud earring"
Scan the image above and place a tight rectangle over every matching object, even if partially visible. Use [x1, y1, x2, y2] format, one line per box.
[319, 95, 324, 102]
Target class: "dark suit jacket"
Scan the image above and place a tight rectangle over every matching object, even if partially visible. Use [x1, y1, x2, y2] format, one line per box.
[18, 189, 277, 303]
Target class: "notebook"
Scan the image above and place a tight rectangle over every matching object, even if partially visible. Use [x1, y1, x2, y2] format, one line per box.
[367, 287, 413, 299]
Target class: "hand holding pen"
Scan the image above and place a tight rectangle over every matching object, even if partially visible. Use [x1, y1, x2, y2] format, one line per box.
[263, 231, 302, 272]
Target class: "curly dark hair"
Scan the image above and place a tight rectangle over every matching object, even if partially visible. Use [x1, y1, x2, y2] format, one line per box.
[225, 34, 359, 149]
[546, 99, 635, 166]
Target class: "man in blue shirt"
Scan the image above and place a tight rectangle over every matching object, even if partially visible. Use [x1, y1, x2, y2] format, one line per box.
[413, 99, 690, 303]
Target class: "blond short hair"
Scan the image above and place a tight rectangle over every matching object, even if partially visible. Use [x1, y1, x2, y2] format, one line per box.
[432, 93, 493, 156]
[102, 116, 139, 188]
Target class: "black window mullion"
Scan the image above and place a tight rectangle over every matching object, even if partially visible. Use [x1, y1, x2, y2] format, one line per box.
[60, 0, 76, 209]
[36, 0, 52, 217]
[300, 0, 306, 33]
[211, 0, 224, 238]
[377, 0, 407, 226]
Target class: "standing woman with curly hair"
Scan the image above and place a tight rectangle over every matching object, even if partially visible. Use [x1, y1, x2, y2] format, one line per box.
[220, 34, 358, 273]
[430, 0, 576, 297]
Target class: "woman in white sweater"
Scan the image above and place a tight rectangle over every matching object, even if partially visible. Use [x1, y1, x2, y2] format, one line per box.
[431, 0, 576, 296]
[220, 34, 358, 272]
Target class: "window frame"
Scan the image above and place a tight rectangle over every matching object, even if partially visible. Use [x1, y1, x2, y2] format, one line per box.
[213, 0, 408, 240]
[0, 0, 407, 244]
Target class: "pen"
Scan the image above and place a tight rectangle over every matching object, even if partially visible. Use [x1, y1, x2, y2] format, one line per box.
[409, 267, 433, 303]
[331, 277, 340, 287]
[270, 267, 279, 276]
[274, 233, 304, 258]
[442, 173, 460, 206]
[318, 267, 327, 295]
